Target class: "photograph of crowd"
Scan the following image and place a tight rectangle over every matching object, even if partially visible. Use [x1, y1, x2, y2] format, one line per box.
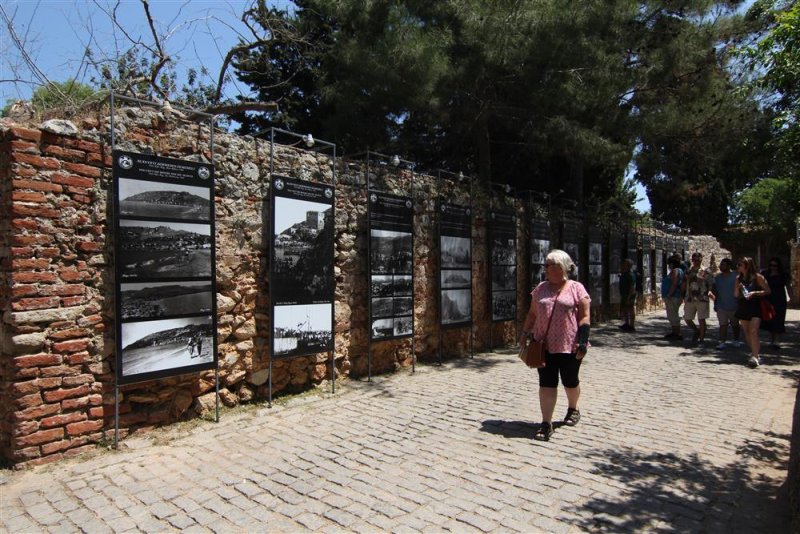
[371, 229, 413, 274]
[118, 178, 211, 221]
[490, 236, 516, 265]
[273, 303, 333, 357]
[371, 315, 414, 339]
[118, 220, 212, 279]
[371, 274, 413, 298]
[441, 236, 471, 269]
[492, 291, 516, 322]
[120, 316, 214, 382]
[491, 265, 516, 291]
[120, 280, 212, 321]
[441, 288, 471, 325]
[441, 269, 471, 289]
[272, 195, 335, 306]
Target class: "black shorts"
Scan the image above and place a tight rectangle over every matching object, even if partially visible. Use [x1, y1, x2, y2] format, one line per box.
[537, 352, 582, 388]
[735, 298, 761, 321]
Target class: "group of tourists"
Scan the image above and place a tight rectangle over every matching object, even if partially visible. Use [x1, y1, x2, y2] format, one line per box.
[517, 247, 791, 443]
[655, 252, 790, 368]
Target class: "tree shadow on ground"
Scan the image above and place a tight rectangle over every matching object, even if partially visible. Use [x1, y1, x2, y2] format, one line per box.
[574, 441, 790, 532]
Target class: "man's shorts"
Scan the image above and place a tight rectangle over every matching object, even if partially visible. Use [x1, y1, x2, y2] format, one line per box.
[684, 300, 710, 321]
[716, 308, 737, 326]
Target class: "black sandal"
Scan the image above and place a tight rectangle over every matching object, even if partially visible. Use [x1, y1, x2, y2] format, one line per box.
[564, 408, 581, 427]
[533, 422, 554, 441]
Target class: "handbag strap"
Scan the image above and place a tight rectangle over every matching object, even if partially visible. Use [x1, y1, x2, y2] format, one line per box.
[541, 282, 567, 342]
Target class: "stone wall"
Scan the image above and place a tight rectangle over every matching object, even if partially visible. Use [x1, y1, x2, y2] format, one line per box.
[1, 109, 729, 465]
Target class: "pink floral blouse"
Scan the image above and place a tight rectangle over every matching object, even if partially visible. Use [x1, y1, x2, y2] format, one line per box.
[531, 280, 590, 354]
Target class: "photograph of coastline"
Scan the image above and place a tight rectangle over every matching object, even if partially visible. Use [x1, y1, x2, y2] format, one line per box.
[118, 178, 211, 221]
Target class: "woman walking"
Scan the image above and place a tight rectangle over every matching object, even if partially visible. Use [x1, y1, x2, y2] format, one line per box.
[520, 249, 591, 441]
[734, 257, 771, 368]
[760, 257, 791, 350]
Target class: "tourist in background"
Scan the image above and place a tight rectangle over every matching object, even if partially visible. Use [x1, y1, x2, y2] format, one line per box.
[711, 258, 742, 349]
[760, 257, 791, 350]
[662, 255, 684, 340]
[619, 259, 637, 332]
[521, 249, 591, 441]
[735, 257, 771, 368]
[682, 252, 713, 345]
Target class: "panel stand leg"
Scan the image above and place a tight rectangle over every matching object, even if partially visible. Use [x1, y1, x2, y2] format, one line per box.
[490, 326, 494, 352]
[368, 346, 372, 382]
[470, 326, 474, 358]
[268, 359, 273, 409]
[330, 351, 335, 394]
[437, 331, 442, 366]
[412, 338, 416, 374]
[114, 384, 119, 450]
[214, 367, 220, 423]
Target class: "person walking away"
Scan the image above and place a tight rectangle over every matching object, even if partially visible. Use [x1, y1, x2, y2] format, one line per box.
[619, 259, 637, 332]
[681, 252, 713, 345]
[760, 257, 791, 350]
[662, 256, 684, 339]
[711, 258, 741, 349]
[734, 257, 771, 368]
[520, 249, 591, 441]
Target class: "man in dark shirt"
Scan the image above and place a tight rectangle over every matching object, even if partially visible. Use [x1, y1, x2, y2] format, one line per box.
[619, 258, 637, 332]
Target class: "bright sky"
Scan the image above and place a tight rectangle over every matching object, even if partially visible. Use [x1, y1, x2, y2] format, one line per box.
[0, 0, 654, 212]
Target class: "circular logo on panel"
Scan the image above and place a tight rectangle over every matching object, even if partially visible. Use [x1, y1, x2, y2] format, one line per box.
[198, 166, 211, 180]
[324, 188, 333, 199]
[405, 200, 412, 209]
[274, 178, 284, 190]
[441, 204, 447, 212]
[490, 212, 496, 220]
[370, 193, 378, 203]
[118, 154, 133, 170]
[466, 208, 471, 216]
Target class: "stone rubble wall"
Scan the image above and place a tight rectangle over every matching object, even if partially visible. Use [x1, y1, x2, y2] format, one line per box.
[0, 109, 729, 466]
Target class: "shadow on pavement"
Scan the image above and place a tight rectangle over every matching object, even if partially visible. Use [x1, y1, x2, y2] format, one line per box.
[479, 419, 568, 439]
[576, 448, 790, 532]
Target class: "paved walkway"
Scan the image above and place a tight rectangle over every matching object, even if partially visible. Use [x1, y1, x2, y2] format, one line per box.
[2, 310, 797, 533]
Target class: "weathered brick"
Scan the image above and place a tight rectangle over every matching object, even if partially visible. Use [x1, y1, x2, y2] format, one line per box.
[12, 179, 63, 193]
[10, 139, 39, 153]
[62, 374, 94, 387]
[11, 284, 38, 297]
[9, 126, 42, 142]
[61, 396, 89, 410]
[51, 173, 94, 188]
[11, 204, 61, 218]
[13, 403, 61, 422]
[49, 328, 88, 341]
[41, 412, 88, 429]
[12, 234, 53, 246]
[11, 258, 51, 270]
[12, 164, 38, 177]
[11, 246, 34, 256]
[59, 268, 90, 282]
[11, 152, 60, 169]
[37, 247, 60, 258]
[14, 354, 62, 368]
[10, 271, 58, 283]
[63, 444, 96, 458]
[66, 419, 103, 436]
[71, 193, 92, 204]
[42, 144, 85, 160]
[24, 454, 63, 467]
[12, 297, 61, 311]
[40, 365, 81, 378]
[62, 296, 88, 307]
[88, 406, 106, 418]
[11, 191, 47, 202]
[61, 162, 100, 178]
[37, 377, 63, 389]
[76, 241, 101, 253]
[12, 218, 40, 230]
[15, 393, 44, 410]
[40, 284, 84, 297]
[65, 138, 101, 153]
[11, 380, 39, 396]
[66, 352, 89, 365]
[43, 385, 91, 403]
[41, 437, 89, 455]
[52, 339, 90, 353]
[12, 446, 42, 461]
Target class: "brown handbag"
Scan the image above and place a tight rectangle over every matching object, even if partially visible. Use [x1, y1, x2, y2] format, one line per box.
[519, 283, 565, 368]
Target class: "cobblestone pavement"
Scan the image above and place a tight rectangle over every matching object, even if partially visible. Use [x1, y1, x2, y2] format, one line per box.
[2, 310, 797, 533]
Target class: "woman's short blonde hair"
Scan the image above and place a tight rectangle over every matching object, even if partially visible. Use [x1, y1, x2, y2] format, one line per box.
[545, 249, 575, 281]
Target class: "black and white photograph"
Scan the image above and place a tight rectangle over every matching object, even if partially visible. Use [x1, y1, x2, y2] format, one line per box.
[492, 291, 516, 322]
[272, 194, 335, 305]
[120, 315, 214, 383]
[394, 316, 413, 337]
[371, 229, 413, 274]
[118, 220, 212, 280]
[564, 242, 580, 279]
[589, 243, 603, 264]
[441, 236, 471, 269]
[118, 178, 211, 221]
[394, 297, 413, 316]
[610, 273, 621, 304]
[589, 264, 603, 304]
[609, 237, 622, 273]
[273, 303, 333, 357]
[531, 264, 545, 284]
[372, 297, 395, 318]
[642, 253, 652, 293]
[489, 211, 516, 265]
[371, 318, 394, 339]
[120, 280, 212, 321]
[441, 269, 471, 289]
[490, 237, 516, 265]
[441, 288, 471, 326]
[531, 238, 549, 264]
[491, 265, 516, 291]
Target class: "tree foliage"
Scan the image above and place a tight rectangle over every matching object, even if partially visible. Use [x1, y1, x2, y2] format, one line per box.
[1, 80, 96, 117]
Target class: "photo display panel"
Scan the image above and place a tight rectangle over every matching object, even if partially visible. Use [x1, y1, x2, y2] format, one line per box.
[588, 227, 604, 305]
[654, 235, 664, 294]
[609, 230, 623, 304]
[368, 191, 414, 340]
[641, 234, 653, 294]
[271, 175, 335, 358]
[439, 203, 472, 328]
[530, 218, 550, 287]
[113, 150, 217, 385]
[562, 218, 581, 280]
[489, 211, 517, 322]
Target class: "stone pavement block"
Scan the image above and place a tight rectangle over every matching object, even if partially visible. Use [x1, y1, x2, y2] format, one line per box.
[294, 511, 330, 531]
[108, 516, 138, 533]
[166, 512, 197, 530]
